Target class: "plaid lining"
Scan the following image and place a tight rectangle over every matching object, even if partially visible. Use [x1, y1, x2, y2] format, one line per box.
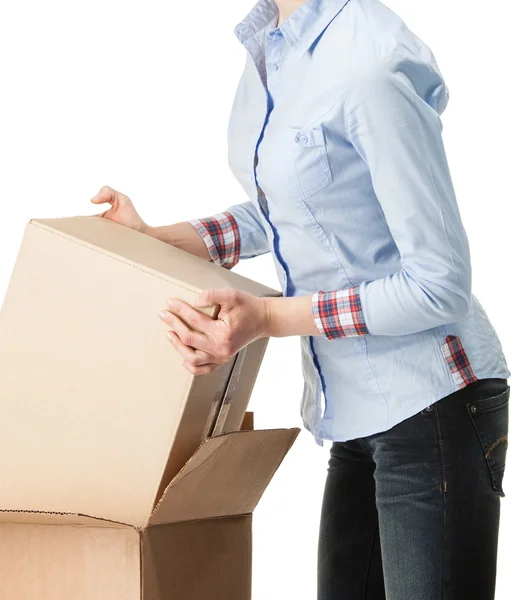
[312, 287, 369, 339]
[187, 211, 240, 269]
[441, 334, 478, 388]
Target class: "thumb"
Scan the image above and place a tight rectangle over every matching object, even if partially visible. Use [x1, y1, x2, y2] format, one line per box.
[193, 288, 235, 308]
[90, 186, 114, 205]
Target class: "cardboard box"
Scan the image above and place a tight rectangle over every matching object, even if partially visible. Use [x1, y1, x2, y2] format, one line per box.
[0, 216, 300, 598]
[0, 415, 300, 599]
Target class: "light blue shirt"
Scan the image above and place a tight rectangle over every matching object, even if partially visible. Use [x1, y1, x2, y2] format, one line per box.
[201, 0, 511, 444]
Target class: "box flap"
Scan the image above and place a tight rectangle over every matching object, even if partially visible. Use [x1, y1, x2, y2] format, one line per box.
[148, 428, 300, 526]
[30, 217, 281, 298]
[0, 510, 131, 528]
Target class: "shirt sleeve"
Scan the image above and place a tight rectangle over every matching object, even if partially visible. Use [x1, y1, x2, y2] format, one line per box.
[312, 52, 472, 339]
[187, 200, 270, 269]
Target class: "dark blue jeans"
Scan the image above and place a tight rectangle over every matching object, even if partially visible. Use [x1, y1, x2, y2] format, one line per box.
[318, 377, 510, 600]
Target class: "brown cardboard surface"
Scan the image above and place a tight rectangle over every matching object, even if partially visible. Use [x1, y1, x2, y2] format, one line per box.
[0, 217, 280, 528]
[241, 411, 254, 431]
[153, 355, 237, 507]
[214, 337, 269, 436]
[31, 216, 281, 298]
[0, 220, 198, 526]
[142, 516, 252, 600]
[149, 428, 300, 526]
[0, 511, 130, 527]
[0, 523, 140, 600]
[151, 351, 246, 508]
[211, 346, 248, 437]
[0, 216, 296, 599]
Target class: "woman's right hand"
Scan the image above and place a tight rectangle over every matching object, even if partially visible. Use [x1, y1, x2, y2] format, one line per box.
[90, 185, 148, 233]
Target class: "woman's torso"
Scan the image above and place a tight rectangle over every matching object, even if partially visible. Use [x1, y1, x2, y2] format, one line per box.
[226, 0, 511, 443]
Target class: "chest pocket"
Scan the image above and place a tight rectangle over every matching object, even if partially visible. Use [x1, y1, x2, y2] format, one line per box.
[289, 126, 333, 200]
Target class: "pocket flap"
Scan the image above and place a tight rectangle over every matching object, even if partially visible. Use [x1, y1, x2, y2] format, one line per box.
[290, 126, 326, 148]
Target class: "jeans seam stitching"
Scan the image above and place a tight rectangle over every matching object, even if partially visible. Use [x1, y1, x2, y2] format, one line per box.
[485, 435, 508, 460]
[433, 407, 448, 493]
[363, 519, 380, 598]
[433, 405, 447, 600]
[441, 456, 446, 600]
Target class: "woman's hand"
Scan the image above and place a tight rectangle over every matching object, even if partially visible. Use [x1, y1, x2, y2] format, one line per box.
[157, 288, 271, 375]
[90, 185, 149, 233]
[89, 185, 213, 260]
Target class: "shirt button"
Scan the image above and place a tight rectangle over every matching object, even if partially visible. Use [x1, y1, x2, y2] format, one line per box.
[425, 405, 433, 412]
[296, 133, 308, 145]
[469, 404, 477, 413]
[269, 63, 279, 71]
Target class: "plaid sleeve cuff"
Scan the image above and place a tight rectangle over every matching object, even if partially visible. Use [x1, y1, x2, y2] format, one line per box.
[312, 287, 369, 339]
[187, 211, 240, 269]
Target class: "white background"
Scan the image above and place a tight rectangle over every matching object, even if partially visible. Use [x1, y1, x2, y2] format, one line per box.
[0, 1, 524, 598]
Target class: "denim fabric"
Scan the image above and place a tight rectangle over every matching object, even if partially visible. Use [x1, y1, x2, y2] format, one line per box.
[318, 377, 510, 600]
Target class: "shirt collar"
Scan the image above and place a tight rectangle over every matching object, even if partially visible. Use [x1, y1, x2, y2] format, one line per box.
[234, 0, 350, 58]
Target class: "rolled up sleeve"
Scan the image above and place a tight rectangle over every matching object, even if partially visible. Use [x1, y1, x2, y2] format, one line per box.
[187, 200, 270, 269]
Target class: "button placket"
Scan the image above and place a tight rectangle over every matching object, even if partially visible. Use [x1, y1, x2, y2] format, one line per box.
[243, 22, 289, 295]
[265, 27, 284, 77]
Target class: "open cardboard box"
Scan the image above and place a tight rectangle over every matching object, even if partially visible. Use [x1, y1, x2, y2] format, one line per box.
[0, 411, 300, 599]
[0, 216, 300, 598]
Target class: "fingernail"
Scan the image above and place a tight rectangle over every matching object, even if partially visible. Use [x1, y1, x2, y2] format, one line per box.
[158, 311, 167, 319]
[166, 299, 174, 308]
[166, 331, 172, 341]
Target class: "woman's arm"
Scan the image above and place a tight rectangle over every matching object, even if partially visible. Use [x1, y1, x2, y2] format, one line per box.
[308, 52, 471, 339]
[144, 221, 213, 261]
[158, 52, 473, 371]
[186, 200, 271, 268]
[146, 200, 270, 267]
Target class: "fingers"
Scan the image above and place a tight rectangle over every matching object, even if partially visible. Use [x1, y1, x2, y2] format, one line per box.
[165, 299, 215, 335]
[171, 335, 221, 365]
[158, 310, 213, 354]
[181, 360, 222, 375]
[193, 287, 238, 309]
[165, 328, 225, 376]
[90, 185, 116, 205]
[166, 330, 224, 370]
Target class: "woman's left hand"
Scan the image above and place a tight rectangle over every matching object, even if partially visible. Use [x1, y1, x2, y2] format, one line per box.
[158, 288, 270, 375]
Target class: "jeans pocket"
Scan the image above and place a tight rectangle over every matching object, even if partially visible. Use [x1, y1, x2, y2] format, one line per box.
[466, 385, 510, 496]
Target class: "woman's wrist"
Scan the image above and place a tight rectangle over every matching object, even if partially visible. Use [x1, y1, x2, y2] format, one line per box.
[142, 223, 212, 261]
[141, 223, 157, 238]
[263, 295, 321, 338]
[142, 224, 177, 244]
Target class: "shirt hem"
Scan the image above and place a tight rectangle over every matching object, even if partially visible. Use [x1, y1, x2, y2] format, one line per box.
[303, 366, 511, 443]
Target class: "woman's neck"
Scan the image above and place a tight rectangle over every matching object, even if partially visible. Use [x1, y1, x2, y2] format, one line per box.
[275, 0, 306, 26]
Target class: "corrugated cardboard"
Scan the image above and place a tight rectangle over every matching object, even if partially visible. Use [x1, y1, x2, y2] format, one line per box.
[0, 216, 300, 598]
[0, 216, 282, 525]
[0, 423, 300, 599]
